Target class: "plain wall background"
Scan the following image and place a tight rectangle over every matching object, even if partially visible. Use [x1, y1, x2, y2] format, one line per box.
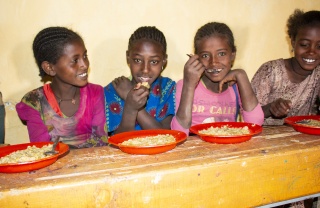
[1, 0, 319, 144]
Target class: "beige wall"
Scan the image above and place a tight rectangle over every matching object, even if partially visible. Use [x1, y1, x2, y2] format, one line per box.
[1, 0, 319, 144]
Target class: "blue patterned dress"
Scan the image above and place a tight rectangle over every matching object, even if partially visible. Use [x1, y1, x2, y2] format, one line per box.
[104, 76, 176, 134]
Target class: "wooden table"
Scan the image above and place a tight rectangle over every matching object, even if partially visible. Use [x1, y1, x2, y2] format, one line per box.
[1, 126, 320, 208]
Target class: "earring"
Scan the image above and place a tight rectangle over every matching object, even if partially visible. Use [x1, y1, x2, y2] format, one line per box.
[161, 66, 164, 70]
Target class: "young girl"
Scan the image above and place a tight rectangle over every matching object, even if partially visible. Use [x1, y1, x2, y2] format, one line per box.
[171, 22, 264, 134]
[104, 26, 176, 135]
[16, 27, 108, 148]
[251, 10, 320, 125]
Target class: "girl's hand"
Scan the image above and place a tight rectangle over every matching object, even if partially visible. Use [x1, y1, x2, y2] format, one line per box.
[269, 98, 292, 118]
[183, 54, 205, 89]
[125, 87, 149, 111]
[112, 76, 133, 100]
[219, 69, 244, 93]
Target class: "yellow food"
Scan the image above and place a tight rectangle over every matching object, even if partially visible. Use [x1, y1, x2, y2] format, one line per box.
[141, 82, 150, 89]
[120, 134, 176, 146]
[297, 119, 320, 127]
[199, 125, 250, 136]
[0, 144, 53, 164]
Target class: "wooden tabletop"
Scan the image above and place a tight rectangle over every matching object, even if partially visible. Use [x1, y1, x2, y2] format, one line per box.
[1, 125, 320, 208]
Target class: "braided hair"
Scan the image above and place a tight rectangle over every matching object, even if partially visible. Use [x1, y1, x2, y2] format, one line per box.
[128, 26, 167, 55]
[287, 9, 320, 41]
[194, 22, 236, 54]
[32, 26, 83, 78]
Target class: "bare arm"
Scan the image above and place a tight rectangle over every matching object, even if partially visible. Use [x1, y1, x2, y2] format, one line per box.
[175, 55, 205, 128]
[219, 69, 258, 111]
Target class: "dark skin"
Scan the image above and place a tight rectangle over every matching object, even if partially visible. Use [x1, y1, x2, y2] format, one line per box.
[176, 36, 258, 129]
[112, 40, 171, 134]
[42, 40, 89, 117]
[262, 25, 320, 118]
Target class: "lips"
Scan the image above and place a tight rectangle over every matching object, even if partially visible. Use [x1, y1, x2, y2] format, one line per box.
[138, 77, 151, 83]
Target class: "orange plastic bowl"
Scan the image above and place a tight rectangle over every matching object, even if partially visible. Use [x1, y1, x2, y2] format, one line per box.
[108, 129, 187, 155]
[284, 115, 320, 135]
[0, 142, 69, 173]
[190, 122, 262, 144]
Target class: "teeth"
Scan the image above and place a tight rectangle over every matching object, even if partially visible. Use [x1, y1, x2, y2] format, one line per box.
[78, 73, 87, 77]
[303, 58, 315, 63]
[206, 68, 222, 73]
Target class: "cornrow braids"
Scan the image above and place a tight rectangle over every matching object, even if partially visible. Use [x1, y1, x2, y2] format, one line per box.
[194, 22, 236, 54]
[32, 26, 83, 78]
[128, 26, 167, 54]
[287, 9, 320, 40]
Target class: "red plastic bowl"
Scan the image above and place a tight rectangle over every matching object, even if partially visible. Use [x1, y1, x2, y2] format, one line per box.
[190, 122, 262, 144]
[0, 142, 69, 173]
[108, 129, 187, 155]
[284, 115, 320, 135]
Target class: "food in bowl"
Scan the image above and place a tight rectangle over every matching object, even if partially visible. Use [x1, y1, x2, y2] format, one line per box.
[296, 119, 320, 127]
[199, 125, 250, 136]
[0, 144, 53, 164]
[120, 134, 175, 146]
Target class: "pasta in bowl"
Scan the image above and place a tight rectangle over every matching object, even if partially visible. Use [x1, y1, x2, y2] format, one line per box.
[108, 129, 187, 154]
[190, 122, 262, 144]
[284, 115, 320, 135]
[0, 142, 69, 173]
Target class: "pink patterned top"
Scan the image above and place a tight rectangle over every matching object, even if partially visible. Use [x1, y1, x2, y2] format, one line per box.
[251, 59, 320, 125]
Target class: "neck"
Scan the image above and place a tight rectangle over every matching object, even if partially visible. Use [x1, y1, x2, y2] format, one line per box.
[290, 57, 312, 77]
[50, 83, 78, 106]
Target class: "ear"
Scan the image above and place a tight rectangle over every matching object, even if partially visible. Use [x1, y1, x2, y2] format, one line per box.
[231, 52, 236, 61]
[41, 61, 56, 76]
[162, 54, 168, 70]
[291, 39, 296, 50]
[126, 50, 130, 65]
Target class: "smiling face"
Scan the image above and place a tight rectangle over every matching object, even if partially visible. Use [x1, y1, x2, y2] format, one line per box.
[292, 25, 320, 71]
[126, 39, 167, 85]
[47, 40, 89, 87]
[197, 35, 235, 83]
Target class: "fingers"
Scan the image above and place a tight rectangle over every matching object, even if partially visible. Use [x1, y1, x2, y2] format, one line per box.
[186, 54, 205, 72]
[270, 99, 292, 117]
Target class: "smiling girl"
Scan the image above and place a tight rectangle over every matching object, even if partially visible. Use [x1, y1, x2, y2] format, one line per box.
[104, 26, 176, 135]
[16, 27, 107, 148]
[251, 9, 320, 125]
[171, 22, 264, 134]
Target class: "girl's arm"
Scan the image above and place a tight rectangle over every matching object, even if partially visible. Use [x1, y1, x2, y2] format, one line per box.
[15, 102, 51, 142]
[220, 69, 258, 111]
[114, 87, 149, 134]
[174, 55, 205, 129]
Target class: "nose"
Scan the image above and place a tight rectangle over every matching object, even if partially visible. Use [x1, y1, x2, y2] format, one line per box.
[307, 45, 316, 55]
[80, 58, 89, 69]
[210, 55, 219, 66]
[142, 62, 150, 73]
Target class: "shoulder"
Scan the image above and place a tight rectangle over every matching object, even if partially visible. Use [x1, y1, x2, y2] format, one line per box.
[158, 76, 176, 86]
[20, 86, 43, 110]
[259, 58, 284, 70]
[86, 83, 104, 92]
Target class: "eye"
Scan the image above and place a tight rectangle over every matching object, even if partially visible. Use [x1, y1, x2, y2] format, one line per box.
[84, 54, 88, 59]
[133, 58, 142, 63]
[201, 54, 209, 59]
[150, 60, 159, 65]
[71, 58, 78, 64]
[218, 52, 226, 56]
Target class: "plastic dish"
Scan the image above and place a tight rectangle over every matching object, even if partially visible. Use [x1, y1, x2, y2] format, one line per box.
[108, 129, 187, 155]
[189, 122, 262, 144]
[284, 115, 320, 135]
[0, 142, 69, 173]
